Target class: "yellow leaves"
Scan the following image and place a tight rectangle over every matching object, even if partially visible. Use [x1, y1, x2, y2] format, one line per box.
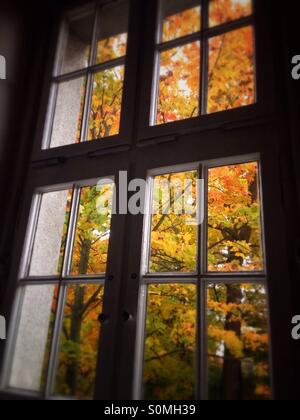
[209, 0, 252, 28]
[157, 41, 200, 124]
[208, 27, 255, 114]
[208, 325, 244, 358]
[97, 33, 128, 64]
[255, 384, 272, 398]
[208, 163, 263, 272]
[144, 284, 196, 399]
[207, 284, 271, 399]
[88, 66, 124, 140]
[162, 6, 201, 43]
[243, 330, 269, 352]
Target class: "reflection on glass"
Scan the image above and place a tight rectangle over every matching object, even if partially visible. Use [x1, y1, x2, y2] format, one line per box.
[96, 0, 129, 64]
[207, 283, 271, 400]
[209, 0, 252, 27]
[55, 285, 104, 399]
[71, 183, 114, 276]
[59, 12, 93, 75]
[143, 284, 197, 400]
[156, 42, 200, 125]
[9, 285, 58, 392]
[161, 1, 201, 43]
[207, 26, 255, 114]
[149, 171, 198, 273]
[208, 162, 263, 272]
[29, 190, 72, 277]
[88, 66, 124, 140]
[50, 77, 86, 148]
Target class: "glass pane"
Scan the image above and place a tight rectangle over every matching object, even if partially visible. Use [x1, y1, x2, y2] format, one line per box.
[207, 26, 255, 114]
[160, 0, 201, 43]
[96, 0, 129, 64]
[50, 77, 86, 148]
[29, 190, 72, 277]
[54, 284, 104, 399]
[209, 0, 252, 27]
[88, 66, 124, 140]
[9, 285, 58, 392]
[149, 171, 198, 273]
[208, 162, 264, 272]
[207, 283, 271, 400]
[143, 284, 197, 400]
[70, 183, 114, 276]
[156, 42, 200, 125]
[59, 11, 93, 75]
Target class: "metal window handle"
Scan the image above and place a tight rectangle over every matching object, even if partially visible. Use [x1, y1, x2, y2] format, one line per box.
[98, 313, 109, 324]
[122, 311, 133, 322]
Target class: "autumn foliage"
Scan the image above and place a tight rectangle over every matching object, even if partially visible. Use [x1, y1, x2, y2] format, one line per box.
[52, 0, 269, 401]
[157, 0, 254, 124]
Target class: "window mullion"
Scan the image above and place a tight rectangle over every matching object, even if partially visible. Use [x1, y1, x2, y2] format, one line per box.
[89, 4, 100, 68]
[61, 186, 80, 278]
[79, 72, 93, 143]
[20, 194, 43, 279]
[199, 277, 208, 400]
[198, 162, 207, 400]
[44, 283, 67, 398]
[157, 31, 201, 52]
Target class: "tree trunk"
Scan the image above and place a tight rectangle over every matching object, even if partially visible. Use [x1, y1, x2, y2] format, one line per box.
[221, 284, 243, 400]
[66, 239, 91, 394]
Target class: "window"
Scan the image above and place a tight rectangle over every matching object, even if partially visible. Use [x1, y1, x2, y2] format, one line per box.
[44, 0, 130, 149]
[5, 179, 115, 399]
[1, 0, 279, 402]
[152, 0, 255, 125]
[135, 158, 271, 400]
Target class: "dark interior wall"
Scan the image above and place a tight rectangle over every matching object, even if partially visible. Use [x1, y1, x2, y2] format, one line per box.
[0, 0, 299, 399]
[0, 0, 71, 303]
[0, 1, 51, 298]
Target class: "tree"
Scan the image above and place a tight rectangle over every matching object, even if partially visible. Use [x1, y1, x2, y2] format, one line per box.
[88, 66, 124, 140]
[144, 163, 270, 400]
[54, 3, 265, 399]
[55, 185, 113, 398]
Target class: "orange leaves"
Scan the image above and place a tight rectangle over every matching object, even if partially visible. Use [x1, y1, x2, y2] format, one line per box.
[88, 66, 124, 140]
[209, 0, 252, 27]
[97, 34, 128, 64]
[207, 284, 271, 399]
[156, 1, 255, 124]
[208, 26, 255, 114]
[149, 171, 198, 273]
[55, 285, 104, 398]
[157, 42, 200, 124]
[162, 6, 201, 43]
[208, 162, 263, 272]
